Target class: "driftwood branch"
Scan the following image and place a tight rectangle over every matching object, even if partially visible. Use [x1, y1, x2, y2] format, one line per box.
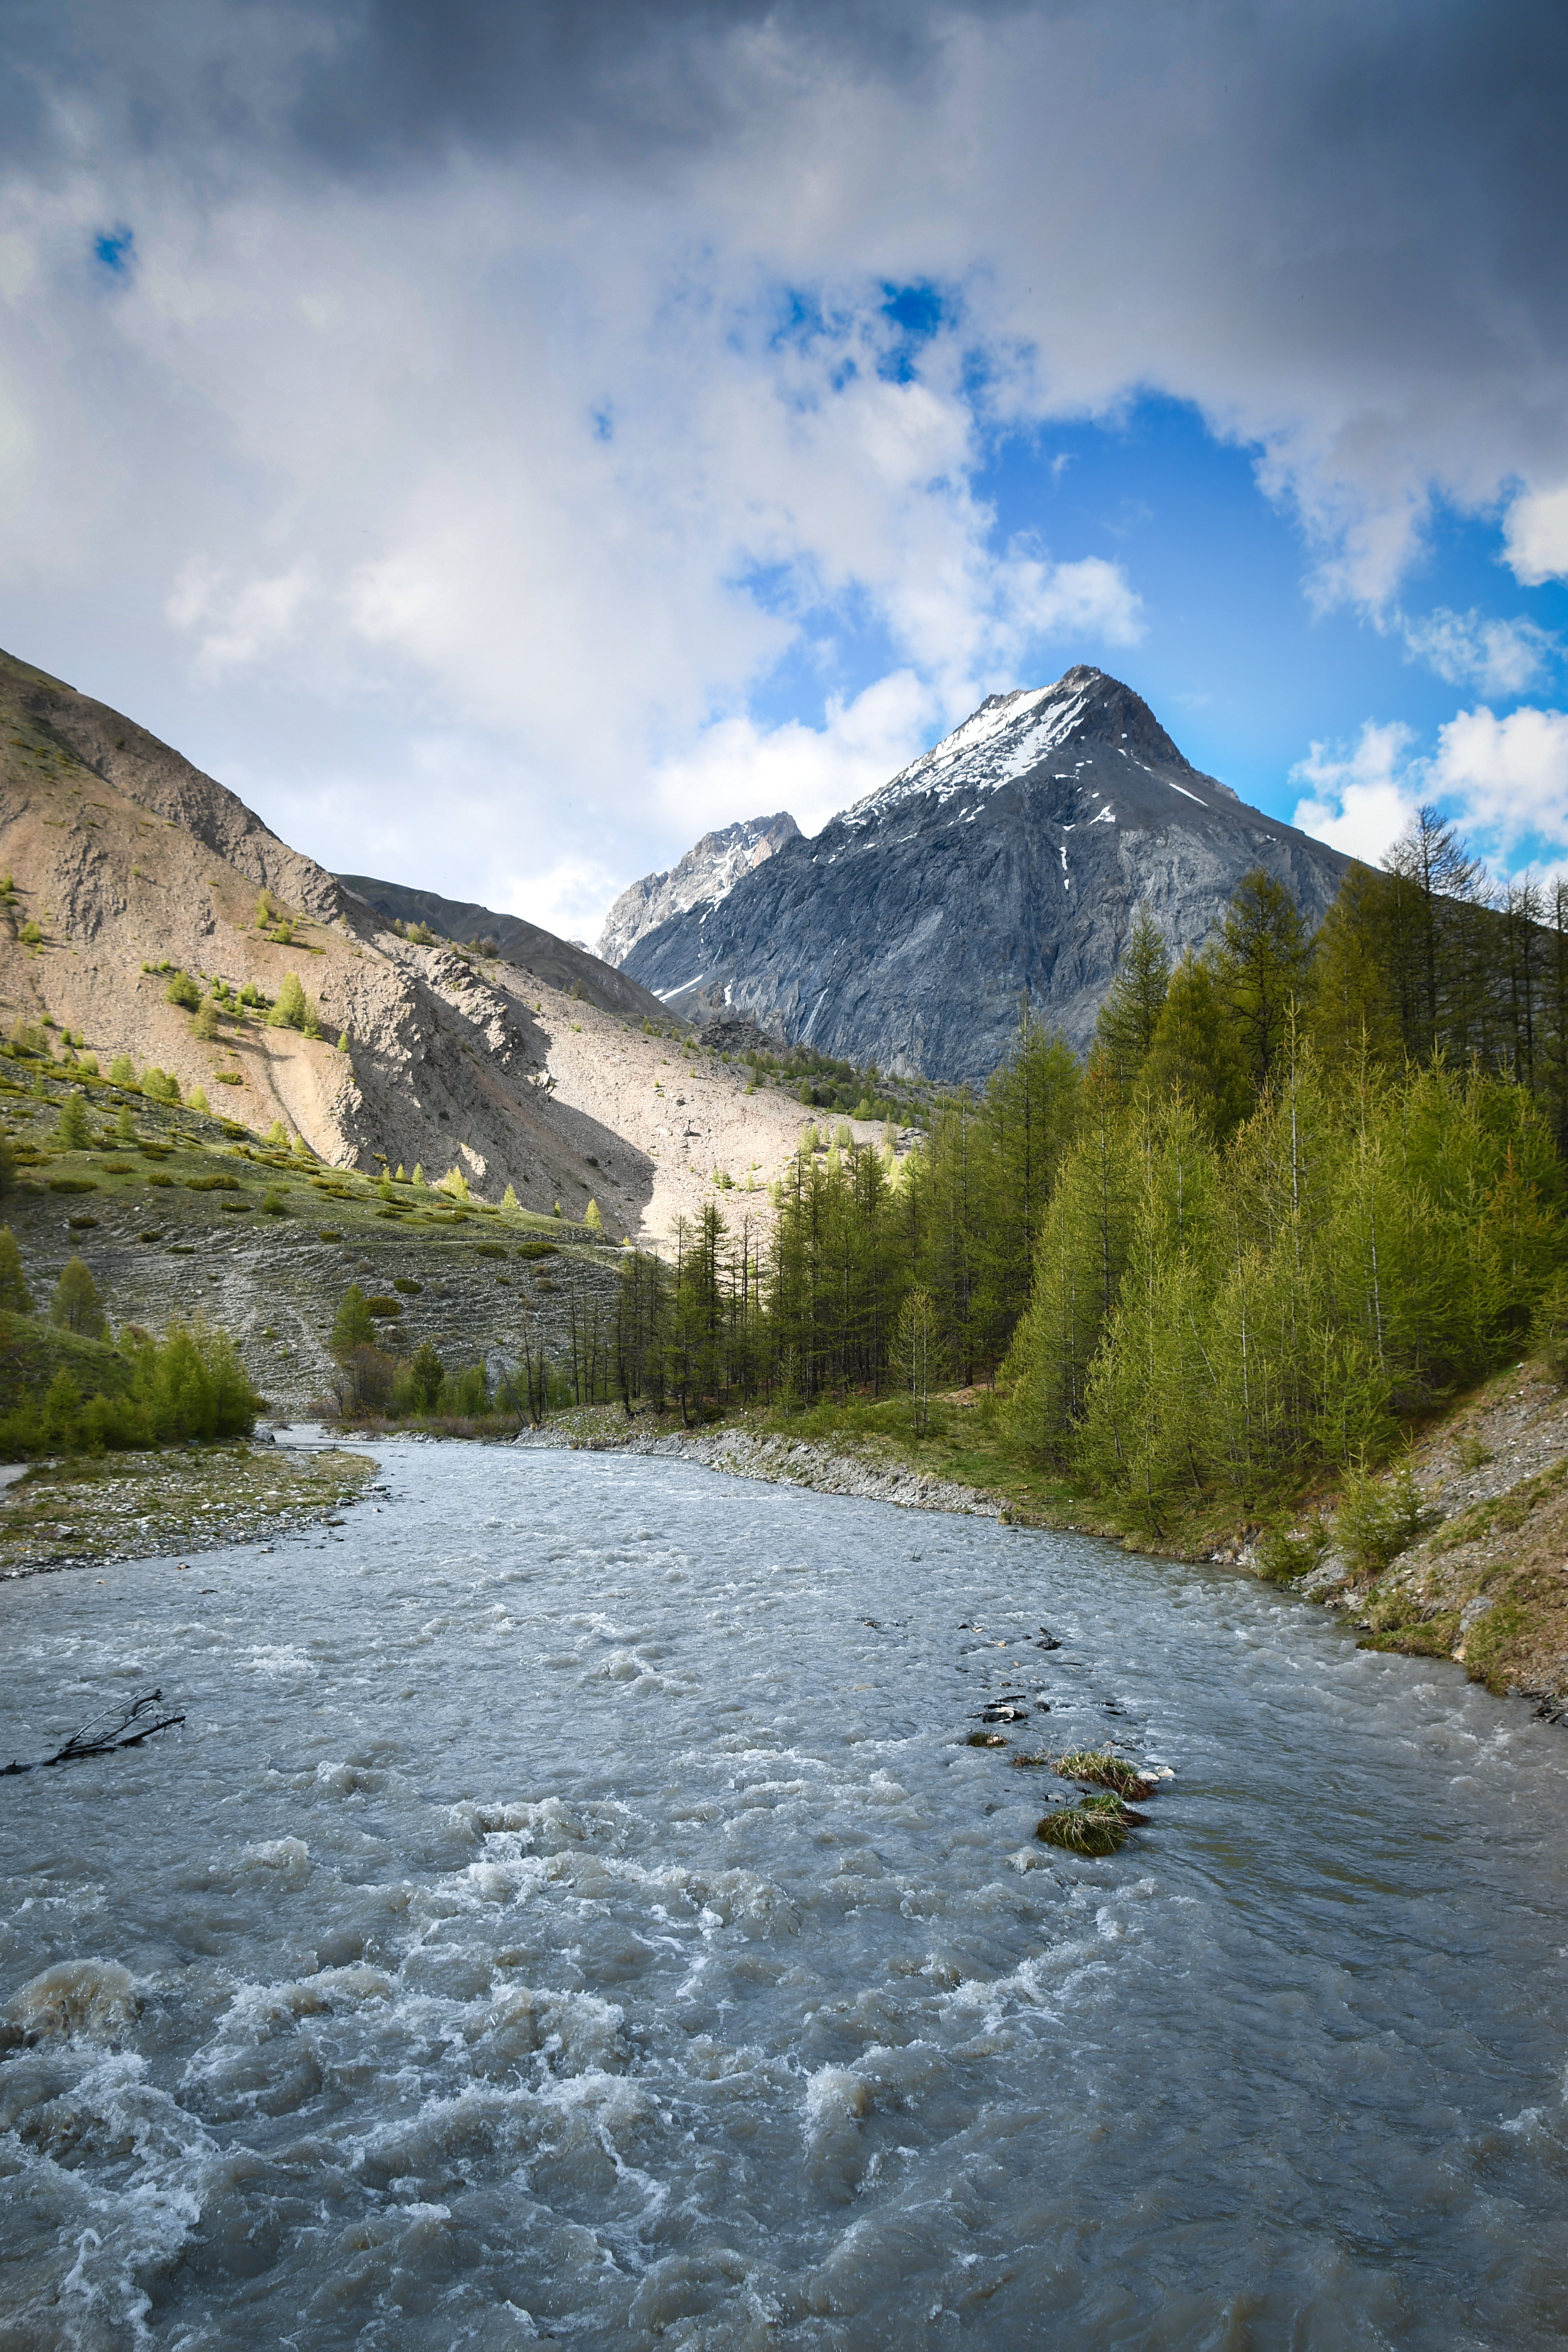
[3, 1690, 185, 1776]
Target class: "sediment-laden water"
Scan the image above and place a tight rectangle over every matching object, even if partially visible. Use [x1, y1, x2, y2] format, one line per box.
[3, 1441, 1568, 2350]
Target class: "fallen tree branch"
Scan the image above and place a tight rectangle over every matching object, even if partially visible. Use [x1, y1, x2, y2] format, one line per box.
[3, 1690, 185, 1775]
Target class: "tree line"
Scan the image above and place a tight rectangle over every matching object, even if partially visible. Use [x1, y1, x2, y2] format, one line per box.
[581, 808, 1567, 1516]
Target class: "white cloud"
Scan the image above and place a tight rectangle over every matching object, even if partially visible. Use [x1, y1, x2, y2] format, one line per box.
[1398, 606, 1557, 697]
[0, 0, 1565, 921]
[647, 669, 938, 846]
[1429, 704, 1568, 852]
[1293, 703, 1568, 875]
[1504, 485, 1568, 586]
[166, 554, 318, 676]
[1291, 721, 1422, 865]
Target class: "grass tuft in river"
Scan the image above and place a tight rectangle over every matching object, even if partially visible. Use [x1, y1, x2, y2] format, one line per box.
[1035, 1792, 1149, 1855]
[1054, 1747, 1157, 1798]
[966, 1729, 1008, 1748]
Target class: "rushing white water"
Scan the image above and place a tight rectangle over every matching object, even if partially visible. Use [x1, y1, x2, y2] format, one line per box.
[3, 1440, 1568, 2350]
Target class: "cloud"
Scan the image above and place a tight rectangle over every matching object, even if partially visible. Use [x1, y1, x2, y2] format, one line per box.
[167, 555, 318, 676]
[1429, 704, 1568, 853]
[646, 669, 939, 844]
[1293, 703, 1568, 874]
[1398, 606, 1559, 696]
[1503, 483, 1568, 587]
[1, 0, 1567, 923]
[1291, 721, 1423, 866]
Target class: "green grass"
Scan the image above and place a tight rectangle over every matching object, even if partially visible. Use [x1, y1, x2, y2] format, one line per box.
[0, 1312, 134, 1411]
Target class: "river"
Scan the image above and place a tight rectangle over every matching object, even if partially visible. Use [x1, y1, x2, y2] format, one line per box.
[2, 1440, 1567, 2349]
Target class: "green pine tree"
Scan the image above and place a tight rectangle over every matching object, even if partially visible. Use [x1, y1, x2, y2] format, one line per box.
[1095, 908, 1172, 1083]
[54, 1092, 89, 1150]
[269, 972, 308, 1031]
[51, 1255, 107, 1338]
[330, 1283, 376, 1360]
[1212, 868, 1311, 1097]
[1141, 956, 1251, 1140]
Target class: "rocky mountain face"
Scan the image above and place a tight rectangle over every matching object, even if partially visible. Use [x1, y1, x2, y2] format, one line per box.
[336, 874, 673, 1026]
[613, 667, 1351, 1081]
[596, 810, 800, 968]
[0, 647, 819, 1245]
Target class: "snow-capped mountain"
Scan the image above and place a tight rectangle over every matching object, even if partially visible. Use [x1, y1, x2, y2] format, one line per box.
[613, 667, 1349, 1083]
[596, 810, 800, 969]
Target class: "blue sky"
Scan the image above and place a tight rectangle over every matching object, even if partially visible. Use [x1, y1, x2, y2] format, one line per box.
[1, 0, 1565, 939]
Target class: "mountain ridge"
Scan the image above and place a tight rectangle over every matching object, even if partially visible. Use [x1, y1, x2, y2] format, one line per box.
[0, 645, 822, 1248]
[597, 810, 800, 969]
[613, 667, 1350, 1081]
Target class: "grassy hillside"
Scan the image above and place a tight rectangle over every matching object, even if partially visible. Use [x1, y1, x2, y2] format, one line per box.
[0, 1054, 623, 1413]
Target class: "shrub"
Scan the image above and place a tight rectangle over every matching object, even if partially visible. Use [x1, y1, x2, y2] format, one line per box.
[188, 1086, 210, 1114]
[475, 1242, 506, 1259]
[164, 972, 200, 1011]
[19, 920, 41, 946]
[185, 1173, 241, 1192]
[517, 1240, 558, 1260]
[1330, 1463, 1431, 1579]
[216, 1071, 243, 1086]
[51, 1256, 107, 1339]
[1533, 1266, 1568, 1381]
[47, 1177, 98, 1195]
[54, 1092, 89, 1150]
[392, 1276, 422, 1294]
[260, 1191, 286, 1215]
[0, 1227, 33, 1313]
[266, 1120, 290, 1148]
[365, 1296, 403, 1318]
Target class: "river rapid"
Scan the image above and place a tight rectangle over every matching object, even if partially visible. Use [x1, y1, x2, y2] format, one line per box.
[3, 1442, 1568, 2352]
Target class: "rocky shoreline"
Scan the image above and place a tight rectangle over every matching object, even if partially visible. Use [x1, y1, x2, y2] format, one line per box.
[0, 1444, 378, 1580]
[509, 1419, 1004, 1517]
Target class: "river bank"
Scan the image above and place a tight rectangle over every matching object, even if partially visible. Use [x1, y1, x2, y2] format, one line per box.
[0, 1441, 378, 1578]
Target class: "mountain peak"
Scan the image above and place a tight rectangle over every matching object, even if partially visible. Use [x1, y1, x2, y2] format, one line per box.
[597, 809, 800, 967]
[849, 665, 1228, 827]
[612, 667, 1342, 1080]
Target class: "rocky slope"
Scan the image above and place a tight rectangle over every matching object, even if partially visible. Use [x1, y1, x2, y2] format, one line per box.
[597, 811, 799, 970]
[0, 646, 821, 1247]
[614, 668, 1350, 1081]
[338, 874, 672, 1025]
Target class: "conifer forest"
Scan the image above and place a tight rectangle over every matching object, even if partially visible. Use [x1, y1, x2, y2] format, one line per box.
[601, 811, 1568, 1528]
